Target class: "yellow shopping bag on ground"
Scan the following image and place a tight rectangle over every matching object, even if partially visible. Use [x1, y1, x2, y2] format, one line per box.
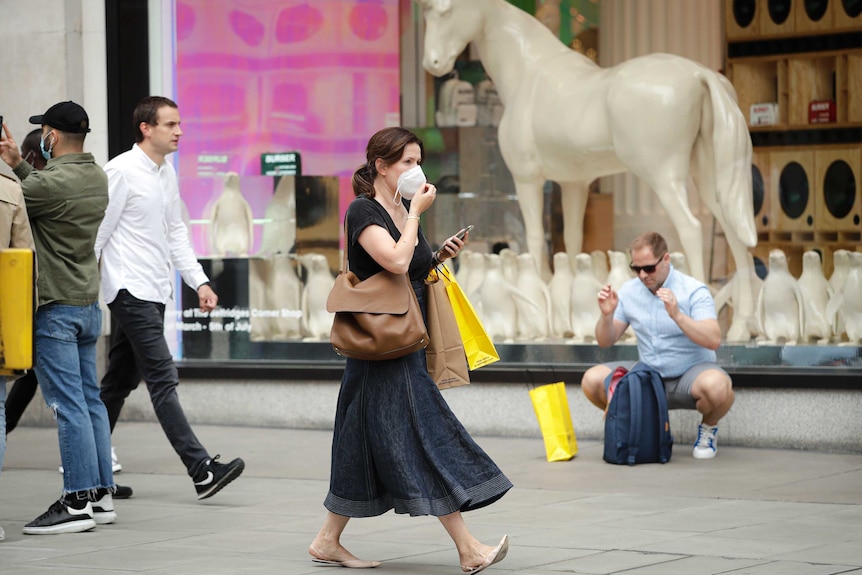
[529, 382, 578, 462]
[439, 266, 499, 370]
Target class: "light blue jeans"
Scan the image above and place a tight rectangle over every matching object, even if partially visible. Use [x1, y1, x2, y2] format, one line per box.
[34, 303, 113, 494]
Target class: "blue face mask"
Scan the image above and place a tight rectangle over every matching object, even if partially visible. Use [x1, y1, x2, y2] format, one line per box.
[40, 132, 54, 162]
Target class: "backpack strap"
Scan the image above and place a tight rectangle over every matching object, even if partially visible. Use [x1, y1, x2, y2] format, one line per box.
[626, 370, 643, 465]
[648, 370, 672, 463]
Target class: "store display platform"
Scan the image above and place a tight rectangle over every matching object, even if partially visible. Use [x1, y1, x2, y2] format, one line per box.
[177, 341, 862, 389]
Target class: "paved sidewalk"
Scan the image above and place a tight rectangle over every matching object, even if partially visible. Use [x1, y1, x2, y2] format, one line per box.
[1, 422, 861, 574]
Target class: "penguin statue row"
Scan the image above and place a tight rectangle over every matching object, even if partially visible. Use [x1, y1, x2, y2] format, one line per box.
[248, 251, 335, 342]
[456, 249, 643, 344]
[754, 248, 861, 345]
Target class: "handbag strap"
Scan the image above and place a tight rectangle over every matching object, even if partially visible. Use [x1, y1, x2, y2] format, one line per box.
[342, 208, 419, 282]
[341, 219, 349, 273]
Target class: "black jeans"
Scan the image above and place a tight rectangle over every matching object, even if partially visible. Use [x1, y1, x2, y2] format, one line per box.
[100, 290, 209, 476]
[6, 370, 38, 434]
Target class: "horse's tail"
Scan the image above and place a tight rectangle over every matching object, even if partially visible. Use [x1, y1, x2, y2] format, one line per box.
[700, 69, 757, 247]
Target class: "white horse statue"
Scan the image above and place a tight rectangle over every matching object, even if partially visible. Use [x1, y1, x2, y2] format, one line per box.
[418, 0, 758, 341]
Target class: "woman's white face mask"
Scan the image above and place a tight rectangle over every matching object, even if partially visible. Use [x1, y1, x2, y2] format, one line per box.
[394, 164, 426, 205]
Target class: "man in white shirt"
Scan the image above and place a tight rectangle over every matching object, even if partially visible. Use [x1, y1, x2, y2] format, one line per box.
[95, 96, 244, 500]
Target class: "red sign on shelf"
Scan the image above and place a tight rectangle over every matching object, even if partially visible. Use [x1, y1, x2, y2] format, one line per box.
[808, 100, 836, 124]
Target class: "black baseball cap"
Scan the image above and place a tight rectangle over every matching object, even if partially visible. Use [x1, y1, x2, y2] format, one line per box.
[29, 101, 91, 134]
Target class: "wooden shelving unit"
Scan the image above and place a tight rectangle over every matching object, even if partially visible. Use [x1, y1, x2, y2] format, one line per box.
[725, 0, 862, 280]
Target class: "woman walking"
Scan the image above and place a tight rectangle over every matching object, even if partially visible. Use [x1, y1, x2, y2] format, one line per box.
[309, 127, 511, 574]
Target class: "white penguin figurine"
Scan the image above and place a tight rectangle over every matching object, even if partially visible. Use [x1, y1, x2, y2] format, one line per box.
[797, 250, 833, 343]
[548, 252, 574, 338]
[713, 251, 763, 340]
[300, 252, 336, 341]
[829, 250, 851, 294]
[499, 248, 519, 286]
[590, 250, 609, 284]
[248, 258, 273, 342]
[259, 175, 297, 256]
[826, 251, 862, 345]
[604, 250, 637, 342]
[605, 250, 633, 292]
[738, 252, 764, 340]
[829, 249, 851, 340]
[515, 252, 551, 340]
[210, 171, 254, 256]
[756, 249, 804, 344]
[269, 253, 302, 340]
[464, 251, 486, 301]
[569, 253, 603, 343]
[455, 248, 473, 292]
[478, 253, 518, 342]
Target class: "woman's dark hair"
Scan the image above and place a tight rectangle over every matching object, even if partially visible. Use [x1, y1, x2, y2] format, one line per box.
[352, 127, 424, 198]
[21, 129, 47, 170]
[133, 96, 178, 143]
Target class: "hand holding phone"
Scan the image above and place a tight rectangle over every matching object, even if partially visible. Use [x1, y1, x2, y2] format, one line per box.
[454, 225, 474, 240]
[436, 225, 473, 261]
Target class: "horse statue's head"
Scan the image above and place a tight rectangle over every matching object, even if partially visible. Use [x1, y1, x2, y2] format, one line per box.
[417, 0, 483, 77]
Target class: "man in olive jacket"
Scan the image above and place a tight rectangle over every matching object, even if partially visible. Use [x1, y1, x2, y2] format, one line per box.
[0, 102, 115, 535]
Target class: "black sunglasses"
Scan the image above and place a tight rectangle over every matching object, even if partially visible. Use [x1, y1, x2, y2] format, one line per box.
[629, 255, 664, 274]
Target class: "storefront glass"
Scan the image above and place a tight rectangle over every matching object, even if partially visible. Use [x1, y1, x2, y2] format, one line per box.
[159, 0, 861, 375]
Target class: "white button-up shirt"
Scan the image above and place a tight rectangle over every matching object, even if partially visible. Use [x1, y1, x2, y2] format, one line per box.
[95, 144, 208, 305]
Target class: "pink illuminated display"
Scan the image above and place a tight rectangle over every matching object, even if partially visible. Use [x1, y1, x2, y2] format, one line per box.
[173, 0, 401, 255]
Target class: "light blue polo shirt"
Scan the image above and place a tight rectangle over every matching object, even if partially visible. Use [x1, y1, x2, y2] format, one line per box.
[614, 265, 717, 378]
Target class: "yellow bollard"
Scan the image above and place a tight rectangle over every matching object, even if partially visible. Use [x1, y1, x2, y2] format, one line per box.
[0, 248, 35, 375]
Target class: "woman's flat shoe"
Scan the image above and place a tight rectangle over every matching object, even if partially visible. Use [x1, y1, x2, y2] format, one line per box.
[463, 534, 509, 574]
[310, 545, 381, 569]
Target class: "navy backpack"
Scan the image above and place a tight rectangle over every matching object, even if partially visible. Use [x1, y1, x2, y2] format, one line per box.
[603, 363, 673, 465]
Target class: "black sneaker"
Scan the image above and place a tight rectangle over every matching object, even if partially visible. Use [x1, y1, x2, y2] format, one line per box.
[92, 489, 117, 525]
[193, 455, 245, 500]
[23, 496, 96, 535]
[113, 485, 133, 499]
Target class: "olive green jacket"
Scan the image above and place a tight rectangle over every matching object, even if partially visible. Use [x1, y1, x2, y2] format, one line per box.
[14, 154, 108, 307]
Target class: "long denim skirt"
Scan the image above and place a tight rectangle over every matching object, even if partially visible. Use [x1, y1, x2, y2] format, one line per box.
[324, 281, 512, 517]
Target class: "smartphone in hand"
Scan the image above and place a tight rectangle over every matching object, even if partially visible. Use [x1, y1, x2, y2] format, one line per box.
[455, 225, 474, 240]
[436, 225, 473, 260]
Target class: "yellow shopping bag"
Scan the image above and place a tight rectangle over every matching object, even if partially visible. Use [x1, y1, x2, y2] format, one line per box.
[529, 382, 578, 462]
[438, 266, 499, 370]
[0, 249, 35, 375]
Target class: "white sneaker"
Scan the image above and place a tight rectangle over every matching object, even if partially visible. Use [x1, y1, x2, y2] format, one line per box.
[92, 490, 117, 525]
[0, 525, 5, 540]
[59, 446, 122, 474]
[111, 446, 122, 473]
[692, 423, 718, 459]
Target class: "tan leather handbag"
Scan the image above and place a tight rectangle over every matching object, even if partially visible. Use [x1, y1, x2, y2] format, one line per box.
[326, 234, 428, 361]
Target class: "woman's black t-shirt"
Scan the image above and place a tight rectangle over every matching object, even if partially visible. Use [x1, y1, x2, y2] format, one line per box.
[345, 195, 433, 282]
